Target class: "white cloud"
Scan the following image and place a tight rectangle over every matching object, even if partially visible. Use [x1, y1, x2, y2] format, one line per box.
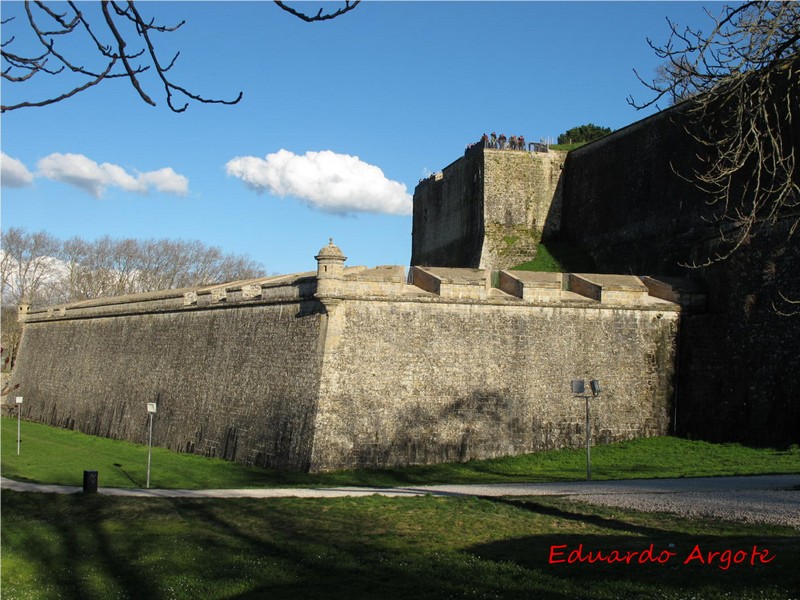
[1, 153, 35, 188]
[138, 167, 189, 196]
[225, 149, 412, 216]
[36, 153, 189, 198]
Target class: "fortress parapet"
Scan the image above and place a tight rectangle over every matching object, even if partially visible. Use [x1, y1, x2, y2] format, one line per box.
[18, 252, 703, 326]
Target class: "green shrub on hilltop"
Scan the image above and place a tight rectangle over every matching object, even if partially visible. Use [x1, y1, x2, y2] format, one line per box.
[557, 123, 612, 145]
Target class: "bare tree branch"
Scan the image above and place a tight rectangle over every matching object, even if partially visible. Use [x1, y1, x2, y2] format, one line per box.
[124, 1, 241, 113]
[774, 290, 800, 317]
[100, 0, 155, 106]
[1, 60, 116, 111]
[629, 1, 799, 269]
[0, 1, 359, 113]
[273, 1, 361, 23]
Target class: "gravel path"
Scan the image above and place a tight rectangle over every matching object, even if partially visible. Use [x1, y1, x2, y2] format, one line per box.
[411, 476, 800, 529]
[3, 474, 799, 529]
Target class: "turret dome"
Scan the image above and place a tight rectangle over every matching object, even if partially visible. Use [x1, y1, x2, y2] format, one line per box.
[316, 238, 346, 261]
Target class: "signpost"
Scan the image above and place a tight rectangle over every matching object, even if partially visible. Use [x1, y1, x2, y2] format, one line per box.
[570, 380, 601, 480]
[15, 396, 23, 455]
[146, 402, 157, 488]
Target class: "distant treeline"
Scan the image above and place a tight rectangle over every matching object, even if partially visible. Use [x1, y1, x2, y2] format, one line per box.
[1, 227, 266, 309]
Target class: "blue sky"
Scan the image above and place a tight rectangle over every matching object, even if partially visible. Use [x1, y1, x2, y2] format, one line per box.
[2, 1, 718, 275]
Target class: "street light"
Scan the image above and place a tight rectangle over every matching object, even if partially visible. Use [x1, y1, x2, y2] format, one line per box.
[570, 379, 601, 480]
[15, 396, 23, 455]
[146, 402, 157, 489]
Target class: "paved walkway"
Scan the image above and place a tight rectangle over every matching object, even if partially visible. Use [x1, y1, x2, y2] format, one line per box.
[3, 474, 799, 528]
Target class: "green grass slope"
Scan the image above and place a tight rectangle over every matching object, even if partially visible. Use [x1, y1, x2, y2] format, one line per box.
[3, 417, 798, 489]
[512, 240, 596, 273]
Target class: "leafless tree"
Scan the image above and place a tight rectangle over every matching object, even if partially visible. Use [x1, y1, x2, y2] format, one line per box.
[2, 227, 265, 306]
[0, 227, 63, 307]
[1, 1, 360, 113]
[0, 228, 63, 370]
[628, 2, 799, 269]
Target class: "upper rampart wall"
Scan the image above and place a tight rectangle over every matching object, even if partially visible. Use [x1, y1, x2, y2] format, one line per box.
[559, 101, 800, 447]
[412, 147, 565, 270]
[560, 104, 709, 276]
[481, 149, 565, 268]
[411, 151, 484, 268]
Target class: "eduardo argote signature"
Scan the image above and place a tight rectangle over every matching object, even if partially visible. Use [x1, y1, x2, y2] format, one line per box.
[548, 544, 775, 570]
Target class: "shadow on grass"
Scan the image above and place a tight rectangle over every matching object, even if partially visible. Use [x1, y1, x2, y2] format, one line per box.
[2, 493, 164, 600]
[467, 497, 800, 598]
[3, 491, 799, 600]
[113, 463, 142, 487]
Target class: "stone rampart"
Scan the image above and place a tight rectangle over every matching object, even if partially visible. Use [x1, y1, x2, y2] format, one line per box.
[559, 103, 800, 447]
[9, 244, 696, 471]
[409, 89, 797, 448]
[312, 294, 680, 470]
[412, 153, 484, 268]
[13, 274, 324, 471]
[412, 148, 565, 270]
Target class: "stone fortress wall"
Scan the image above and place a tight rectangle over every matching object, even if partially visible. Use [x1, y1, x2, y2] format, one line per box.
[13, 277, 325, 471]
[15, 93, 793, 469]
[411, 103, 799, 447]
[412, 146, 565, 270]
[559, 107, 800, 447]
[10, 240, 699, 472]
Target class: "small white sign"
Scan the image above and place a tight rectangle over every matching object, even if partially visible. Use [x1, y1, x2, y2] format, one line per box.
[15, 396, 23, 404]
[147, 402, 157, 414]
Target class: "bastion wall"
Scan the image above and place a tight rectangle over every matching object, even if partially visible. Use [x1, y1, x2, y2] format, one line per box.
[10, 255, 693, 472]
[13, 277, 325, 471]
[311, 295, 678, 471]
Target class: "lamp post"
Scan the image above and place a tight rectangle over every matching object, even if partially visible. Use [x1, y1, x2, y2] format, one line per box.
[570, 379, 601, 480]
[146, 402, 157, 488]
[15, 396, 23, 455]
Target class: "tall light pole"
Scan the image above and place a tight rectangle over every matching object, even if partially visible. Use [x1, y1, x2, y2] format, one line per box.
[15, 396, 23, 455]
[146, 402, 157, 488]
[570, 379, 601, 480]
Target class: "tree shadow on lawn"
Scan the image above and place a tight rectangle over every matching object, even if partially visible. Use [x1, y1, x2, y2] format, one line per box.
[4, 492, 543, 599]
[2, 493, 164, 600]
[3, 492, 799, 600]
[468, 497, 800, 599]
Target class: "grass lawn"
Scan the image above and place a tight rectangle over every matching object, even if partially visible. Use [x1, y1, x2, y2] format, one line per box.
[550, 142, 587, 152]
[2, 490, 798, 599]
[3, 418, 798, 598]
[2, 417, 799, 489]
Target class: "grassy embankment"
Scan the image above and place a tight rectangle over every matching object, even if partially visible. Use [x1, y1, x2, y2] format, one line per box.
[511, 239, 596, 273]
[549, 142, 587, 152]
[2, 417, 798, 489]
